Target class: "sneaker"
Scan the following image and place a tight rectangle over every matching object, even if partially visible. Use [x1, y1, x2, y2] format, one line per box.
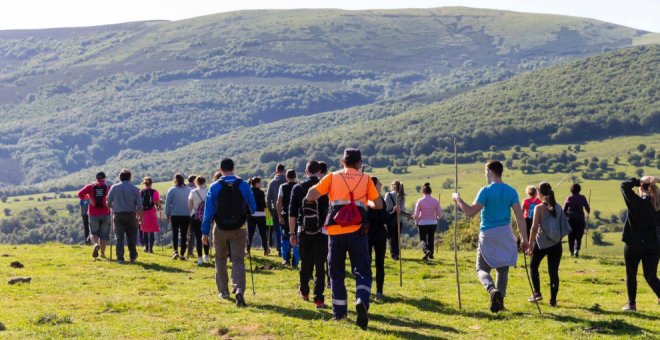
[422, 254, 429, 261]
[622, 303, 636, 311]
[549, 300, 557, 307]
[219, 292, 230, 300]
[574, 251, 579, 258]
[315, 301, 327, 309]
[203, 255, 210, 263]
[528, 292, 543, 302]
[282, 260, 289, 266]
[92, 244, 100, 258]
[130, 256, 137, 263]
[489, 289, 504, 313]
[299, 291, 309, 301]
[197, 258, 203, 266]
[374, 293, 384, 302]
[264, 248, 270, 256]
[172, 252, 179, 260]
[355, 298, 369, 330]
[235, 293, 247, 308]
[117, 259, 125, 264]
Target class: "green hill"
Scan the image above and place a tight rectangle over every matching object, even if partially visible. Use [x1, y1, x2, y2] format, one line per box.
[1, 234, 659, 338]
[0, 7, 650, 188]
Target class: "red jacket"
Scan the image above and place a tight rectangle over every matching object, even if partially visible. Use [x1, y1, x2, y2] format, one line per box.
[77, 180, 111, 216]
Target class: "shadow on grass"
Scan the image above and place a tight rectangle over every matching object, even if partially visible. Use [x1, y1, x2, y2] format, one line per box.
[546, 313, 651, 336]
[369, 313, 462, 334]
[383, 295, 499, 320]
[253, 303, 333, 321]
[564, 305, 660, 321]
[132, 261, 192, 273]
[368, 325, 448, 340]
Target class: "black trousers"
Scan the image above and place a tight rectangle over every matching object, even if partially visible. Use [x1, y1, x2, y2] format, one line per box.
[114, 212, 138, 262]
[298, 232, 328, 302]
[387, 221, 400, 258]
[247, 216, 269, 252]
[418, 224, 437, 256]
[530, 242, 562, 302]
[624, 243, 660, 304]
[567, 217, 585, 254]
[369, 231, 387, 294]
[170, 216, 190, 256]
[82, 215, 90, 240]
[190, 218, 210, 257]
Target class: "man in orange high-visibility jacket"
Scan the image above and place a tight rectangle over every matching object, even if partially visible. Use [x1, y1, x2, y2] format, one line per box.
[306, 148, 383, 330]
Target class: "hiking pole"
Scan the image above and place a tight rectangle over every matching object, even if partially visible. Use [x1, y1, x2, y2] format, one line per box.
[585, 189, 592, 250]
[396, 194, 403, 287]
[436, 193, 441, 256]
[247, 249, 256, 295]
[523, 252, 542, 316]
[453, 138, 462, 309]
[556, 170, 575, 188]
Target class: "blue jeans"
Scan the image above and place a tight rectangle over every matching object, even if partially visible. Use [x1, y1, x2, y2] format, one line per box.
[280, 221, 299, 266]
[329, 231, 372, 319]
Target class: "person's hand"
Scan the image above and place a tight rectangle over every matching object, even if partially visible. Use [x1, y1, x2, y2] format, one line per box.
[394, 205, 401, 214]
[520, 239, 529, 253]
[202, 235, 209, 246]
[526, 247, 533, 256]
[279, 217, 285, 225]
[452, 193, 460, 201]
[290, 234, 297, 246]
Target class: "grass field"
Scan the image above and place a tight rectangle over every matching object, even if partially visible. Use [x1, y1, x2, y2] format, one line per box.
[1, 232, 658, 339]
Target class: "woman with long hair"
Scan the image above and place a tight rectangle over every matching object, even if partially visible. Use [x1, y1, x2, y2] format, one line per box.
[139, 177, 161, 253]
[563, 183, 591, 257]
[165, 173, 192, 260]
[385, 180, 406, 260]
[247, 177, 269, 256]
[413, 183, 442, 261]
[620, 176, 660, 311]
[527, 182, 571, 307]
[188, 176, 210, 265]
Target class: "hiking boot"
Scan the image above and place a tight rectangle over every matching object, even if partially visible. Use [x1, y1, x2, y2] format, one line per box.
[315, 301, 328, 309]
[528, 292, 543, 302]
[622, 302, 636, 311]
[117, 259, 125, 265]
[374, 293, 384, 302]
[489, 289, 504, 313]
[299, 291, 309, 301]
[92, 244, 100, 259]
[197, 258, 203, 266]
[203, 255, 210, 263]
[355, 298, 369, 330]
[235, 293, 247, 308]
[172, 252, 179, 260]
[574, 250, 579, 258]
[429, 254, 435, 260]
[422, 254, 429, 261]
[219, 292, 230, 300]
[549, 300, 557, 307]
[264, 248, 270, 256]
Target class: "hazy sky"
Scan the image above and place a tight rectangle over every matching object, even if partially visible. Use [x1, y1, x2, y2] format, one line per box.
[1, 0, 658, 32]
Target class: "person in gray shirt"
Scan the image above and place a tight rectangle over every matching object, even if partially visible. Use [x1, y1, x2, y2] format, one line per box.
[107, 169, 143, 264]
[165, 173, 192, 260]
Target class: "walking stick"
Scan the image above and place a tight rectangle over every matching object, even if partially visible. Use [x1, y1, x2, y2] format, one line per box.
[556, 170, 574, 188]
[247, 249, 256, 295]
[396, 194, 403, 287]
[523, 252, 542, 315]
[585, 189, 591, 250]
[453, 138, 462, 309]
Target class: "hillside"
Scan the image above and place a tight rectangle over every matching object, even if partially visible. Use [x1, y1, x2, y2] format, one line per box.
[1, 235, 659, 338]
[0, 7, 650, 188]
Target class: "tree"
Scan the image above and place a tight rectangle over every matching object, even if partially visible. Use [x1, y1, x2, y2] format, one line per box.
[599, 159, 608, 170]
[529, 143, 538, 152]
[593, 210, 602, 220]
[613, 156, 620, 164]
[636, 168, 644, 177]
[513, 145, 521, 152]
[0, 196, 6, 203]
[637, 144, 647, 152]
[65, 204, 76, 215]
[3, 208, 11, 216]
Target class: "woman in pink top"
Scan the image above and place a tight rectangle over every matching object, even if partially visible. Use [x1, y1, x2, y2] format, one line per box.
[139, 177, 161, 253]
[413, 183, 443, 261]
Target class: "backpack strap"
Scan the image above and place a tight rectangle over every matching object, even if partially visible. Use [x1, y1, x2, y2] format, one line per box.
[337, 172, 365, 203]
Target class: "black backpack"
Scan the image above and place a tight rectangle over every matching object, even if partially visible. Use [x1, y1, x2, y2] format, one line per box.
[92, 183, 108, 208]
[215, 178, 248, 230]
[141, 189, 155, 211]
[298, 179, 322, 234]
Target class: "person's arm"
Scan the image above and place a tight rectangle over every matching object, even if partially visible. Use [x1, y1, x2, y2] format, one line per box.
[164, 188, 173, 219]
[527, 205, 544, 255]
[436, 200, 443, 220]
[621, 178, 643, 217]
[366, 180, 383, 210]
[276, 187, 285, 224]
[266, 182, 274, 210]
[201, 184, 218, 240]
[106, 186, 114, 209]
[188, 191, 195, 213]
[512, 203, 529, 251]
[239, 181, 257, 214]
[413, 200, 421, 224]
[306, 174, 331, 201]
[77, 185, 90, 200]
[582, 195, 591, 215]
[451, 193, 483, 217]
[289, 185, 302, 219]
[563, 198, 570, 216]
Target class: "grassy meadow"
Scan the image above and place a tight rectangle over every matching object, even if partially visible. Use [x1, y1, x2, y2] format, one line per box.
[0, 232, 658, 339]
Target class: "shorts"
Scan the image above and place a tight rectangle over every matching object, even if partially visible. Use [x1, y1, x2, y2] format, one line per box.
[89, 215, 111, 241]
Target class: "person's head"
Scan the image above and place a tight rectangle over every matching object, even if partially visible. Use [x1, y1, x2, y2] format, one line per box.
[249, 176, 262, 189]
[195, 176, 206, 188]
[286, 169, 296, 182]
[526, 185, 537, 198]
[485, 160, 504, 183]
[95, 172, 106, 182]
[188, 175, 197, 185]
[306, 160, 321, 177]
[371, 176, 382, 192]
[538, 182, 557, 216]
[119, 169, 131, 182]
[570, 183, 581, 195]
[213, 170, 222, 181]
[275, 163, 285, 174]
[319, 161, 328, 175]
[341, 148, 362, 170]
[422, 182, 432, 195]
[220, 158, 234, 175]
[391, 180, 405, 196]
[640, 182, 659, 211]
[173, 173, 185, 187]
[142, 177, 153, 188]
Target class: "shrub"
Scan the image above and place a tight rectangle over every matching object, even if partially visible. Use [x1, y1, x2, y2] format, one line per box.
[591, 230, 604, 245]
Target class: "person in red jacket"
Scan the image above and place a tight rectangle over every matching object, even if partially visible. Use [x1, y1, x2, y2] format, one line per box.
[77, 172, 112, 259]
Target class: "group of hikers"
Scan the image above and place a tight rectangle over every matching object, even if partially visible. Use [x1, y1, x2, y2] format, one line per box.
[76, 149, 660, 329]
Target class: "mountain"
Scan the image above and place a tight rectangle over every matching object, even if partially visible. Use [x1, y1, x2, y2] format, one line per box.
[0, 7, 653, 189]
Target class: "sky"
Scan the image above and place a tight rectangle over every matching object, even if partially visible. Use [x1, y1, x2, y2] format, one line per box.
[1, 0, 658, 32]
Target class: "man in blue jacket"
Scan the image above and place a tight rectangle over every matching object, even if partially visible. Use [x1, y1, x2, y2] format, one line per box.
[202, 158, 256, 307]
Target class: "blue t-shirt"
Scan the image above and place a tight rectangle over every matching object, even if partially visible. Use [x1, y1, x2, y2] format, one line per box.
[80, 199, 89, 216]
[474, 183, 519, 231]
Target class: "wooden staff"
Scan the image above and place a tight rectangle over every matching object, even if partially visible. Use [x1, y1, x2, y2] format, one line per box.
[453, 138, 462, 309]
[585, 189, 592, 249]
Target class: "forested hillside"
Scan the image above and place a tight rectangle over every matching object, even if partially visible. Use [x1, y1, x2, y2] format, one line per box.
[0, 7, 651, 189]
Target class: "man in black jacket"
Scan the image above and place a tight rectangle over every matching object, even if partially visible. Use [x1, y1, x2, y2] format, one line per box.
[289, 160, 329, 308]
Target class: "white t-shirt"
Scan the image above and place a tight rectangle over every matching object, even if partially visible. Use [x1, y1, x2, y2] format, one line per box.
[188, 187, 207, 216]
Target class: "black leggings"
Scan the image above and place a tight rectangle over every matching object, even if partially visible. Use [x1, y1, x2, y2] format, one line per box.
[190, 218, 210, 257]
[624, 244, 660, 304]
[567, 217, 585, 254]
[170, 216, 190, 255]
[418, 224, 436, 256]
[247, 216, 269, 251]
[369, 232, 387, 294]
[530, 241, 562, 302]
[143, 232, 155, 252]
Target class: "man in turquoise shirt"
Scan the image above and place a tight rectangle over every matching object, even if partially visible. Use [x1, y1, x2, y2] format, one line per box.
[453, 160, 529, 313]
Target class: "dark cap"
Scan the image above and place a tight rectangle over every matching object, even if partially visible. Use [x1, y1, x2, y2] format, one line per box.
[220, 158, 234, 171]
[95, 172, 106, 180]
[343, 148, 362, 165]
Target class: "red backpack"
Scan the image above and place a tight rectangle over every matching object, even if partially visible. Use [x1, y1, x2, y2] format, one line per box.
[333, 173, 364, 227]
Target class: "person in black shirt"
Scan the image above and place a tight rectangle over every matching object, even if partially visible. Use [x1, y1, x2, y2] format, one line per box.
[289, 160, 329, 308]
[368, 176, 389, 301]
[620, 176, 660, 311]
[277, 170, 299, 267]
[247, 177, 269, 256]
